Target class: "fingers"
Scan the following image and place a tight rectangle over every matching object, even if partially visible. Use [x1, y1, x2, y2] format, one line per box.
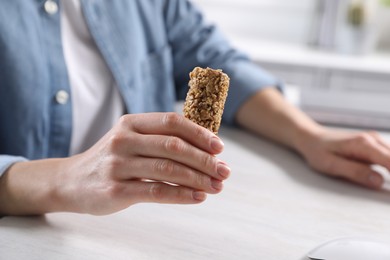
[367, 131, 390, 151]
[337, 132, 390, 170]
[131, 134, 230, 181]
[116, 157, 224, 194]
[124, 113, 224, 155]
[127, 181, 207, 204]
[319, 154, 384, 189]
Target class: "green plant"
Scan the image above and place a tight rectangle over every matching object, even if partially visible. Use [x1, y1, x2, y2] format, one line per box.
[381, 0, 390, 6]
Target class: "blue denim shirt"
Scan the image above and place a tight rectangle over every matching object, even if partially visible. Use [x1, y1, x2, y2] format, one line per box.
[0, 0, 280, 176]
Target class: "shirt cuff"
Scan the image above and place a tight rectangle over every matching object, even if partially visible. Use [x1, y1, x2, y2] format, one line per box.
[0, 155, 28, 178]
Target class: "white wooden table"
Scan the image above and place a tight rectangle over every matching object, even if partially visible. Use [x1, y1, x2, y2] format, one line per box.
[2, 127, 390, 260]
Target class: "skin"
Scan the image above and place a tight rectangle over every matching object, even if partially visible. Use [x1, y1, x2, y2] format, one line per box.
[237, 87, 390, 189]
[0, 113, 229, 216]
[1, 87, 390, 216]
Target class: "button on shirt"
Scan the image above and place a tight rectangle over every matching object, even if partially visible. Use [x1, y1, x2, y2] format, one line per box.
[55, 90, 69, 105]
[44, 0, 58, 15]
[0, 0, 281, 176]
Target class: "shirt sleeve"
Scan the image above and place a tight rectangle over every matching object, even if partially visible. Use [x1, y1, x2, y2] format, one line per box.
[163, 0, 283, 125]
[0, 155, 28, 178]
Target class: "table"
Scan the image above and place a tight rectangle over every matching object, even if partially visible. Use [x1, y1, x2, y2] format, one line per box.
[2, 127, 390, 260]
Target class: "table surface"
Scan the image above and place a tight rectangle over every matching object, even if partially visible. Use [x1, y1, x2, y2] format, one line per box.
[2, 127, 390, 260]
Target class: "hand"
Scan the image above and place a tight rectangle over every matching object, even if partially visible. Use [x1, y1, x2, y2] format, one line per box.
[0, 113, 230, 216]
[298, 128, 390, 189]
[62, 113, 231, 215]
[234, 88, 389, 190]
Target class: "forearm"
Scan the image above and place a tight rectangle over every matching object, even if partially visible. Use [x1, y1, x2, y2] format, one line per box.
[0, 159, 68, 216]
[0, 113, 232, 216]
[235, 87, 324, 153]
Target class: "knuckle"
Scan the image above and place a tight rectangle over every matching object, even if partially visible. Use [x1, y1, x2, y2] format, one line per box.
[367, 131, 379, 138]
[367, 131, 387, 145]
[201, 154, 214, 170]
[162, 113, 183, 129]
[107, 133, 126, 152]
[118, 114, 131, 128]
[149, 183, 165, 201]
[154, 159, 176, 176]
[107, 132, 138, 154]
[164, 136, 185, 154]
[193, 172, 208, 188]
[355, 133, 373, 146]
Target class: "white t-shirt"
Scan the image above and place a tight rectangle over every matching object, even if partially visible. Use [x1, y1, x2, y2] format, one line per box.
[60, 0, 125, 155]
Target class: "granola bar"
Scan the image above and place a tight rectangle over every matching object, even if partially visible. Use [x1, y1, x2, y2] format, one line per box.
[183, 67, 230, 134]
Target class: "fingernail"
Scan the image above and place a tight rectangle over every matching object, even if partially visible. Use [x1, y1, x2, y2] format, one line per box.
[211, 137, 224, 151]
[369, 174, 383, 186]
[217, 162, 231, 178]
[211, 179, 223, 190]
[193, 191, 207, 201]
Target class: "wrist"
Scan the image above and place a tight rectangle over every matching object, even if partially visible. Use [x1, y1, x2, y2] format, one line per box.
[0, 158, 70, 216]
[291, 123, 327, 157]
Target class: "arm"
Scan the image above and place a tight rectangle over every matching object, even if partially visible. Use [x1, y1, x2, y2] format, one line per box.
[236, 87, 390, 189]
[0, 113, 230, 216]
[161, 1, 389, 189]
[164, 1, 390, 190]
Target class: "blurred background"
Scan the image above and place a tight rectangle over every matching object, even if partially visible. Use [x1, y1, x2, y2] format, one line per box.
[193, 0, 390, 130]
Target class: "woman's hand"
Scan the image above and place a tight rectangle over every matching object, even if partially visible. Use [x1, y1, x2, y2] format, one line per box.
[235, 87, 390, 191]
[297, 128, 390, 189]
[0, 113, 230, 216]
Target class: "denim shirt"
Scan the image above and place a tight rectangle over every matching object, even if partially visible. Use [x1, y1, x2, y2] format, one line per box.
[0, 0, 280, 176]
